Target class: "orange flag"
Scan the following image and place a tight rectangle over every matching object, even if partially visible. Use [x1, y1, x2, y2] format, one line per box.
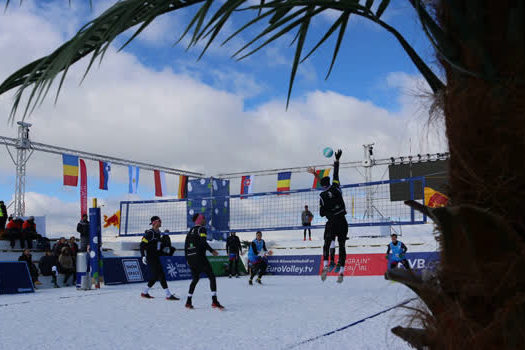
[424, 187, 448, 208]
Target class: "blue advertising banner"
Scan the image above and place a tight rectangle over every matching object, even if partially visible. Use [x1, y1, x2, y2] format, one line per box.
[405, 252, 440, 270]
[0, 262, 34, 294]
[267, 255, 322, 276]
[103, 256, 194, 285]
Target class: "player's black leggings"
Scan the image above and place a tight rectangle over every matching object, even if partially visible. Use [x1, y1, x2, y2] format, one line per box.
[389, 259, 411, 270]
[250, 259, 268, 279]
[147, 258, 168, 289]
[323, 216, 348, 266]
[188, 259, 216, 294]
[229, 255, 239, 275]
[303, 223, 311, 239]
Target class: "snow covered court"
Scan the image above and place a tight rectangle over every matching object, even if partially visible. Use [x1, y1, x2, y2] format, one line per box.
[1, 275, 417, 350]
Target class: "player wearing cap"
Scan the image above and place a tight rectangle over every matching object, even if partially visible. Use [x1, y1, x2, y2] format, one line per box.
[184, 213, 224, 310]
[140, 216, 179, 300]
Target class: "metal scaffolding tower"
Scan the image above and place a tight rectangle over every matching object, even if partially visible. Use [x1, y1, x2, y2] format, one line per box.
[1, 123, 204, 217]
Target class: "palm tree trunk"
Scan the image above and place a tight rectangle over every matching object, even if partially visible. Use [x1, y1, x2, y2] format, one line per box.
[425, 1, 525, 347]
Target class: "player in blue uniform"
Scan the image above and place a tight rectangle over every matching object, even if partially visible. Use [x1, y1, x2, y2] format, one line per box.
[247, 231, 272, 285]
[386, 233, 411, 270]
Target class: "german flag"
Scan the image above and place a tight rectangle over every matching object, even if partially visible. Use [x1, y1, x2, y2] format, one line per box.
[424, 187, 448, 208]
[178, 175, 188, 199]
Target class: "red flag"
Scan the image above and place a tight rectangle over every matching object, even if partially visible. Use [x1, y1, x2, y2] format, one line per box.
[154, 170, 166, 197]
[80, 159, 87, 217]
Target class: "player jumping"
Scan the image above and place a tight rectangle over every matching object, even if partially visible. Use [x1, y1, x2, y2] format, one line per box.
[309, 149, 348, 283]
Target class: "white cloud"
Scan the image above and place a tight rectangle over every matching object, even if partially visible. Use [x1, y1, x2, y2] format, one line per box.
[0, 3, 446, 235]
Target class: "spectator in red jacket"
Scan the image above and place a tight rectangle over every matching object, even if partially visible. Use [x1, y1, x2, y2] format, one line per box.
[21, 216, 38, 249]
[6, 217, 23, 249]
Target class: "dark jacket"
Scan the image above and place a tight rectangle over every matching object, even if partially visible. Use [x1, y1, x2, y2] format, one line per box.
[160, 234, 176, 256]
[319, 161, 346, 220]
[226, 235, 242, 255]
[18, 253, 38, 276]
[140, 229, 163, 260]
[76, 219, 90, 238]
[184, 225, 214, 263]
[39, 255, 58, 276]
[52, 242, 69, 257]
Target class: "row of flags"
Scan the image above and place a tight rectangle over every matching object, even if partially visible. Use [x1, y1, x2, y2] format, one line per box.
[61, 154, 189, 199]
[240, 169, 331, 197]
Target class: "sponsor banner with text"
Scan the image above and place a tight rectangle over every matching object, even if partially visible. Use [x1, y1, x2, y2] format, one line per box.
[267, 255, 321, 275]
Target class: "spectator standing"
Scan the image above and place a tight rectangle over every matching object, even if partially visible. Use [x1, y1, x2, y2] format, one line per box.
[58, 246, 75, 286]
[39, 250, 59, 288]
[69, 236, 79, 256]
[226, 231, 242, 278]
[386, 234, 411, 270]
[21, 216, 37, 249]
[76, 214, 90, 252]
[18, 249, 42, 285]
[53, 237, 69, 257]
[0, 201, 7, 233]
[301, 205, 314, 241]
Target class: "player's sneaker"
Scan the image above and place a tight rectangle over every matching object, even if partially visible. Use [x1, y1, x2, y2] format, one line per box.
[256, 278, 262, 284]
[185, 302, 194, 309]
[34, 280, 42, 285]
[249, 279, 253, 285]
[166, 295, 180, 301]
[328, 262, 336, 272]
[141, 293, 154, 299]
[235, 274, 240, 278]
[212, 301, 225, 310]
[321, 266, 329, 281]
[309, 237, 312, 241]
[228, 274, 232, 278]
[303, 238, 306, 241]
[336, 274, 344, 283]
[334, 263, 341, 273]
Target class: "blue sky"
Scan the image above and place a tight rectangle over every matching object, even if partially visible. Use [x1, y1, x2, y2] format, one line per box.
[0, 0, 446, 235]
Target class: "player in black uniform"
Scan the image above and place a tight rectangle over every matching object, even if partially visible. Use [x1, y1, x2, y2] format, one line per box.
[226, 231, 242, 278]
[140, 216, 179, 300]
[310, 149, 348, 283]
[184, 213, 224, 310]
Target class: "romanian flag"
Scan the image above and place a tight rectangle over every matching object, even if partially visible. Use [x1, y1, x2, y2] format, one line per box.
[178, 175, 188, 199]
[312, 168, 331, 189]
[277, 171, 291, 193]
[424, 187, 449, 208]
[62, 154, 79, 187]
